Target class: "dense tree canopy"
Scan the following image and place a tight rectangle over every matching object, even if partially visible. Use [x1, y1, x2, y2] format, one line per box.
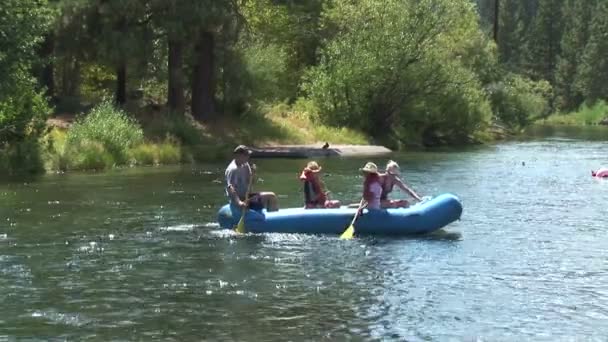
[0, 0, 53, 145]
[1, 0, 607, 158]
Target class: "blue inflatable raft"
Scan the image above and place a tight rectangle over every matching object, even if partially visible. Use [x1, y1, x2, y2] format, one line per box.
[217, 193, 463, 236]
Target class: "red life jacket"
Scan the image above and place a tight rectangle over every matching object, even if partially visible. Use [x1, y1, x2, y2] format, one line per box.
[363, 173, 381, 201]
[299, 169, 326, 207]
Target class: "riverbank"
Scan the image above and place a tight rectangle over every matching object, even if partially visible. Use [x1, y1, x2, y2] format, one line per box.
[536, 101, 608, 126]
[33, 102, 374, 173]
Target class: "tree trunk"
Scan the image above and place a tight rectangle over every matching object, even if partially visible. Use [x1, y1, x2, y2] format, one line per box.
[115, 62, 127, 105]
[39, 33, 55, 100]
[191, 31, 215, 121]
[167, 38, 185, 114]
[61, 57, 80, 97]
[494, 0, 500, 43]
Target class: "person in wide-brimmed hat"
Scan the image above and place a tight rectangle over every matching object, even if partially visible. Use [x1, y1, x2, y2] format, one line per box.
[299, 161, 340, 209]
[225, 145, 278, 211]
[379, 160, 422, 208]
[359, 162, 383, 210]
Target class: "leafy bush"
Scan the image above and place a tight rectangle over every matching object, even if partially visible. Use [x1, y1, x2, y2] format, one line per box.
[42, 128, 69, 171]
[0, 74, 51, 174]
[67, 101, 144, 164]
[303, 0, 494, 144]
[241, 42, 293, 103]
[142, 112, 203, 146]
[127, 140, 182, 166]
[0, 138, 45, 175]
[128, 143, 158, 166]
[157, 141, 181, 164]
[68, 140, 115, 170]
[541, 100, 608, 125]
[489, 74, 552, 129]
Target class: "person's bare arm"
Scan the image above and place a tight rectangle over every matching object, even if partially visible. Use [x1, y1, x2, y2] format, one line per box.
[396, 177, 422, 201]
[227, 185, 246, 207]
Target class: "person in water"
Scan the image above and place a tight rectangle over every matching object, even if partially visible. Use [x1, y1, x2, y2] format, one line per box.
[360, 162, 383, 210]
[380, 160, 422, 208]
[225, 145, 279, 211]
[299, 161, 341, 209]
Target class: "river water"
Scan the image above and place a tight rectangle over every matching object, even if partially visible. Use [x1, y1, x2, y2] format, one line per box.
[1, 126, 607, 340]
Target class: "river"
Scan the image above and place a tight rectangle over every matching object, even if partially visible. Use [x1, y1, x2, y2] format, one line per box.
[1, 126, 607, 340]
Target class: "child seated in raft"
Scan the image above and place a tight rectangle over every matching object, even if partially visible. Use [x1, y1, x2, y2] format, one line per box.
[380, 160, 422, 208]
[360, 162, 383, 210]
[300, 161, 341, 209]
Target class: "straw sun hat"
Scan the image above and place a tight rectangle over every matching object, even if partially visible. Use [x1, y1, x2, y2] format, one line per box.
[360, 162, 379, 174]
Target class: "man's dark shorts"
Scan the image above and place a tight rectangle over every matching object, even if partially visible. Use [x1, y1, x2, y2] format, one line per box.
[248, 192, 264, 211]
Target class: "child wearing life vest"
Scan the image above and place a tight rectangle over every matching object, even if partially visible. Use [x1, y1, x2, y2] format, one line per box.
[360, 162, 383, 210]
[299, 161, 341, 209]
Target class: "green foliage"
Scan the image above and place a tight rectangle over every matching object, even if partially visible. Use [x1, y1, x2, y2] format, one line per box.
[128, 140, 181, 166]
[240, 42, 292, 103]
[555, 0, 596, 110]
[0, 0, 53, 174]
[67, 101, 143, 164]
[541, 100, 608, 125]
[128, 143, 158, 166]
[497, 0, 529, 71]
[157, 141, 181, 164]
[0, 74, 51, 145]
[490, 73, 553, 129]
[142, 112, 203, 145]
[69, 140, 115, 170]
[0, 0, 54, 79]
[0, 139, 45, 175]
[42, 128, 69, 171]
[43, 127, 184, 171]
[304, 0, 494, 144]
[576, 1, 608, 103]
[524, 0, 564, 86]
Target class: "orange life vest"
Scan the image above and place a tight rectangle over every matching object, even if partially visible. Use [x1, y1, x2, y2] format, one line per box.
[299, 169, 326, 207]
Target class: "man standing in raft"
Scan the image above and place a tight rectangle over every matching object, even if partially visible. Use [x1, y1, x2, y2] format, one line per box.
[380, 160, 422, 208]
[225, 145, 279, 211]
[299, 161, 341, 208]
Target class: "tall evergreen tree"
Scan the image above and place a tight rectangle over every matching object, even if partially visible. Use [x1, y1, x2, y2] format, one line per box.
[555, 0, 596, 110]
[576, 1, 608, 103]
[524, 0, 564, 87]
[497, 0, 528, 70]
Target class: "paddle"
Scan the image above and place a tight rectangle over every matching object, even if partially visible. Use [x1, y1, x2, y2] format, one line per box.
[235, 164, 254, 234]
[340, 198, 366, 240]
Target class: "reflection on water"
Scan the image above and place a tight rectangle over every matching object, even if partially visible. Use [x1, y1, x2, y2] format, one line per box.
[1, 129, 608, 340]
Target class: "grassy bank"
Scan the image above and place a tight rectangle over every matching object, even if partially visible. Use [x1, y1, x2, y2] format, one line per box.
[537, 101, 608, 126]
[37, 101, 369, 172]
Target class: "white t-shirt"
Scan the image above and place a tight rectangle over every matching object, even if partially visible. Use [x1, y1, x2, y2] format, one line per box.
[225, 160, 251, 202]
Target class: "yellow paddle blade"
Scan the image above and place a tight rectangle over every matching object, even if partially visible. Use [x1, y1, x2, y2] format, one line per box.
[340, 224, 355, 240]
[235, 215, 246, 234]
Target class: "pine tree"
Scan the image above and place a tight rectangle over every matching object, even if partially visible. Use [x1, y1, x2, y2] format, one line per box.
[498, 0, 528, 71]
[524, 0, 564, 87]
[555, 0, 596, 110]
[576, 1, 608, 103]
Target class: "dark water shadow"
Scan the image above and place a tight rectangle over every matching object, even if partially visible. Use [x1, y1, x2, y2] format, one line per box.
[360, 229, 463, 246]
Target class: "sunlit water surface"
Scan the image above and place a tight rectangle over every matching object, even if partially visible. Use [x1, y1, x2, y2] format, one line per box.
[1, 127, 608, 340]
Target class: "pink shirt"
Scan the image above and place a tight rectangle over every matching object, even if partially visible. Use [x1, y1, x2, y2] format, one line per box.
[367, 182, 382, 209]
